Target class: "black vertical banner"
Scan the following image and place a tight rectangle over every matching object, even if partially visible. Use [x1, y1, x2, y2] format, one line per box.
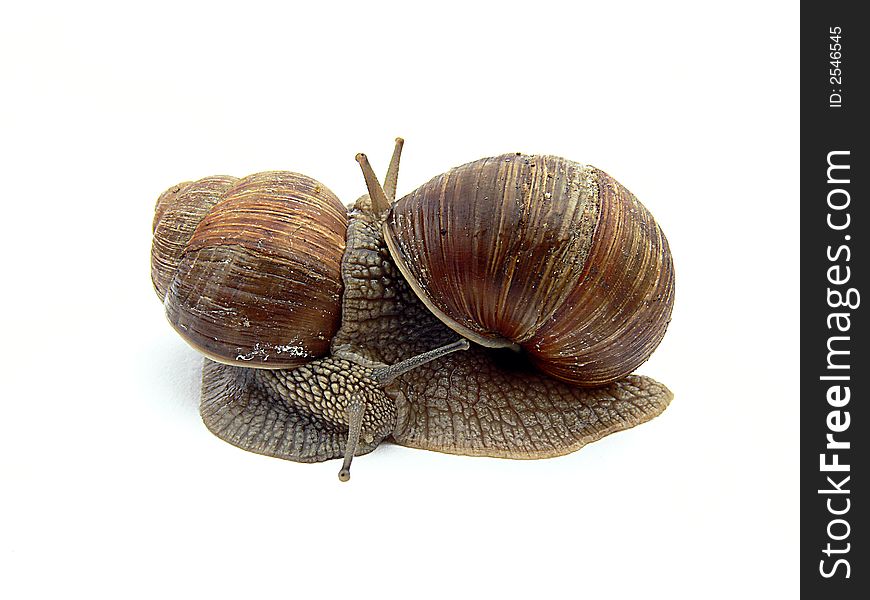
[802, 3, 866, 596]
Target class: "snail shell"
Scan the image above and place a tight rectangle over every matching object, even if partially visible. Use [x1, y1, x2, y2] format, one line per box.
[151, 171, 348, 369]
[384, 154, 674, 386]
[151, 176, 237, 299]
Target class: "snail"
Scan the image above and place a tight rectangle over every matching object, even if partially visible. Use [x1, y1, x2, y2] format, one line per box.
[151, 139, 675, 481]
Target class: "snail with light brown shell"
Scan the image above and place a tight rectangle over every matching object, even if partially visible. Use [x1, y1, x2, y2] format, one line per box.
[151, 139, 675, 481]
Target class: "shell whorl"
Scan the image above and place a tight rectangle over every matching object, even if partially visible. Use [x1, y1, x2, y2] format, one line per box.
[384, 153, 674, 386]
[151, 171, 348, 369]
[151, 176, 238, 299]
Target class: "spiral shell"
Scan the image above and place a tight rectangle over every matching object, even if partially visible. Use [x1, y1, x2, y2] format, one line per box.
[383, 154, 674, 386]
[151, 176, 238, 299]
[152, 171, 348, 369]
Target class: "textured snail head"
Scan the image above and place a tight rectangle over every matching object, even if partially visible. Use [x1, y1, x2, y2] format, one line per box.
[151, 171, 348, 369]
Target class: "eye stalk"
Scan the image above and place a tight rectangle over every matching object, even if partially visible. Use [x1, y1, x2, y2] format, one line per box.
[383, 137, 404, 201]
[338, 397, 365, 482]
[355, 136, 404, 214]
[370, 338, 470, 385]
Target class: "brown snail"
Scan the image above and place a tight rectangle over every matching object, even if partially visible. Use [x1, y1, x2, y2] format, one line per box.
[151, 139, 675, 481]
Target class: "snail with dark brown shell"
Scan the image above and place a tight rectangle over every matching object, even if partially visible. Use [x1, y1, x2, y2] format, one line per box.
[151, 139, 675, 481]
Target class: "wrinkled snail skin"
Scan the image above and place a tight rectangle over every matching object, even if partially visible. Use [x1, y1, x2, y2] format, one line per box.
[151, 140, 675, 481]
[200, 357, 398, 462]
[384, 154, 675, 386]
[152, 171, 348, 369]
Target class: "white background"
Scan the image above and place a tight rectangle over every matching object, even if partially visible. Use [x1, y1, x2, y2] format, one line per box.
[1, 2, 799, 598]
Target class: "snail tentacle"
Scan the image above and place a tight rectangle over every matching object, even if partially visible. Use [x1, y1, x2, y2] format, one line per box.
[338, 396, 366, 482]
[370, 338, 470, 386]
[383, 137, 404, 201]
[355, 152, 391, 214]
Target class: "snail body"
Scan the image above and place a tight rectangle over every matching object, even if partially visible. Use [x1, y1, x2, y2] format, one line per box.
[151, 140, 675, 480]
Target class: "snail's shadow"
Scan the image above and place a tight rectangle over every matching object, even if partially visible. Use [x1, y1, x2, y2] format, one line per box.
[133, 335, 203, 419]
[485, 347, 537, 374]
